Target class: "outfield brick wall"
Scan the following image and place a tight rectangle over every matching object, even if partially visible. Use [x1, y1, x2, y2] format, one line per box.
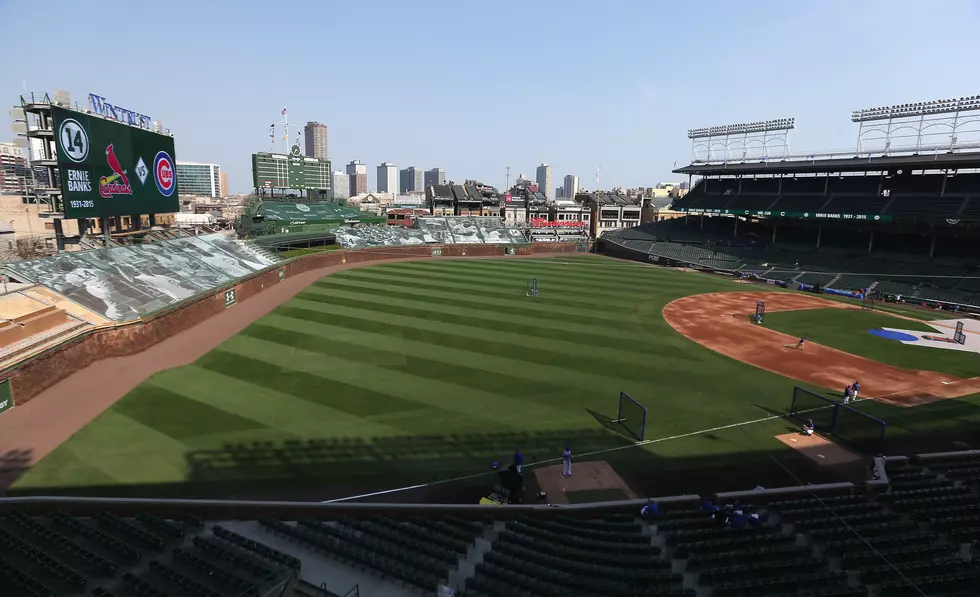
[0, 243, 584, 407]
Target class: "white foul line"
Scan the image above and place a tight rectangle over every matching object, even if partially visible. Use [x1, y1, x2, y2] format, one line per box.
[321, 399, 863, 504]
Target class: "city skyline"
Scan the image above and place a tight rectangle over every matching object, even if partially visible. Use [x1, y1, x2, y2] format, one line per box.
[303, 121, 327, 160]
[3, 1, 976, 194]
[377, 162, 397, 194]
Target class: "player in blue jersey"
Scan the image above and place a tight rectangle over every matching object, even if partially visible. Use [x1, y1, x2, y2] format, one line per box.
[796, 336, 806, 350]
[562, 446, 572, 478]
[852, 380, 860, 400]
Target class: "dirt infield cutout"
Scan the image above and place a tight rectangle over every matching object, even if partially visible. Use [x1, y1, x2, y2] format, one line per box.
[774, 432, 863, 467]
[662, 291, 980, 407]
[532, 460, 637, 505]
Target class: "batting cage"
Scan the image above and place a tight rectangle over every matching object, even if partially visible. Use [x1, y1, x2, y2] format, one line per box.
[612, 392, 647, 442]
[955, 321, 967, 345]
[789, 387, 887, 454]
[788, 386, 838, 432]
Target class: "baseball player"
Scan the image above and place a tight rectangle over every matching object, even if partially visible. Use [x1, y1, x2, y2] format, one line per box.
[852, 381, 860, 400]
[843, 385, 852, 405]
[796, 336, 806, 350]
[562, 446, 572, 478]
[803, 419, 815, 436]
[514, 447, 524, 475]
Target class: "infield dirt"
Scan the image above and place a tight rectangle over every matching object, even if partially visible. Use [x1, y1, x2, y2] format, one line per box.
[663, 291, 980, 407]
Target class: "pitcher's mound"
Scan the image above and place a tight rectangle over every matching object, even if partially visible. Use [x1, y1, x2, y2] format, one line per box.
[775, 432, 863, 466]
[533, 461, 637, 505]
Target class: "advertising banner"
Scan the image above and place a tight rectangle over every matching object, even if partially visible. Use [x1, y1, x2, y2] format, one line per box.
[52, 106, 178, 219]
[678, 207, 891, 222]
[0, 380, 13, 416]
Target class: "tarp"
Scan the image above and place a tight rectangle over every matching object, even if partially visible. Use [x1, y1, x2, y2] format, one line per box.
[6, 233, 280, 322]
[335, 218, 528, 249]
[257, 201, 382, 225]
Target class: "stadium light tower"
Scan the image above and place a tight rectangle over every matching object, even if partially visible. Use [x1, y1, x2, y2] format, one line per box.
[686, 118, 795, 163]
[851, 95, 980, 154]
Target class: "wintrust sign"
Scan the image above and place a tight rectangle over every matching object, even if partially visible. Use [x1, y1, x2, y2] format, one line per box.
[88, 94, 152, 129]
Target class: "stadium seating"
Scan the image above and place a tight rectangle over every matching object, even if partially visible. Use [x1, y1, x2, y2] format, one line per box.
[604, 216, 980, 308]
[5, 233, 281, 323]
[335, 217, 529, 249]
[0, 512, 300, 597]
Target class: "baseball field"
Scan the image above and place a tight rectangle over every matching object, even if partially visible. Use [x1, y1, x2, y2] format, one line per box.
[8, 255, 980, 501]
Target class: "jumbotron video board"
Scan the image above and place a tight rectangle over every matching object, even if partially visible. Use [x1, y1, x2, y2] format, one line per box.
[52, 106, 179, 219]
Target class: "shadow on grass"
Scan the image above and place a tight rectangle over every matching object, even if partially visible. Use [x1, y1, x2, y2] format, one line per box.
[585, 408, 636, 440]
[8, 398, 980, 503]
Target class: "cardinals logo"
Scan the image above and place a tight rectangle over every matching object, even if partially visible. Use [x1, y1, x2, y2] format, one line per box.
[98, 144, 134, 198]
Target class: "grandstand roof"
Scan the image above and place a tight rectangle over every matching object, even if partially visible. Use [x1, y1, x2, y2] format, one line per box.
[674, 151, 980, 176]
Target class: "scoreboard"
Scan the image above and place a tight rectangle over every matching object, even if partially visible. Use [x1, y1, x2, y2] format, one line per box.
[252, 145, 331, 191]
[52, 106, 178, 219]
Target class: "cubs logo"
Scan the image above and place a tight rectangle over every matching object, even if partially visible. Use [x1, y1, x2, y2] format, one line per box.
[98, 144, 133, 198]
[153, 151, 176, 196]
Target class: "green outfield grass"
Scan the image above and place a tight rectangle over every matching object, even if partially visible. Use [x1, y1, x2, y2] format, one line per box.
[11, 256, 980, 500]
[763, 308, 980, 378]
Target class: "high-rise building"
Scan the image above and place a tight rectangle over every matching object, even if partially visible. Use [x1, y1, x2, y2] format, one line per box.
[219, 171, 229, 197]
[555, 186, 565, 199]
[331, 170, 350, 199]
[304, 121, 328, 159]
[175, 162, 221, 197]
[346, 160, 367, 196]
[0, 141, 29, 194]
[399, 166, 423, 193]
[563, 174, 579, 201]
[536, 164, 553, 200]
[377, 162, 398, 193]
[424, 168, 445, 188]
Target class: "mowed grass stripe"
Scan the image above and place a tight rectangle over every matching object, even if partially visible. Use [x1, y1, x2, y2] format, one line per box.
[391, 259, 687, 290]
[331, 270, 642, 311]
[276, 302, 657, 367]
[214, 336, 580, 429]
[196, 351, 432, 419]
[243, 322, 574, 401]
[112, 385, 268, 441]
[245, 314, 636, 396]
[288, 296, 664, 355]
[300, 286, 642, 340]
[145, 367, 405, 438]
[380, 261, 674, 294]
[377, 261, 717, 298]
[312, 277, 632, 325]
[64, 411, 191, 484]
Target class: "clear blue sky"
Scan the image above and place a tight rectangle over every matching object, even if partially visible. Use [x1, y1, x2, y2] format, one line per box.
[2, 0, 978, 194]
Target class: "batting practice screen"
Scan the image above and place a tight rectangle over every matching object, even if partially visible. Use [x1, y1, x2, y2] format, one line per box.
[616, 392, 648, 442]
[789, 386, 887, 454]
[52, 106, 178, 219]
